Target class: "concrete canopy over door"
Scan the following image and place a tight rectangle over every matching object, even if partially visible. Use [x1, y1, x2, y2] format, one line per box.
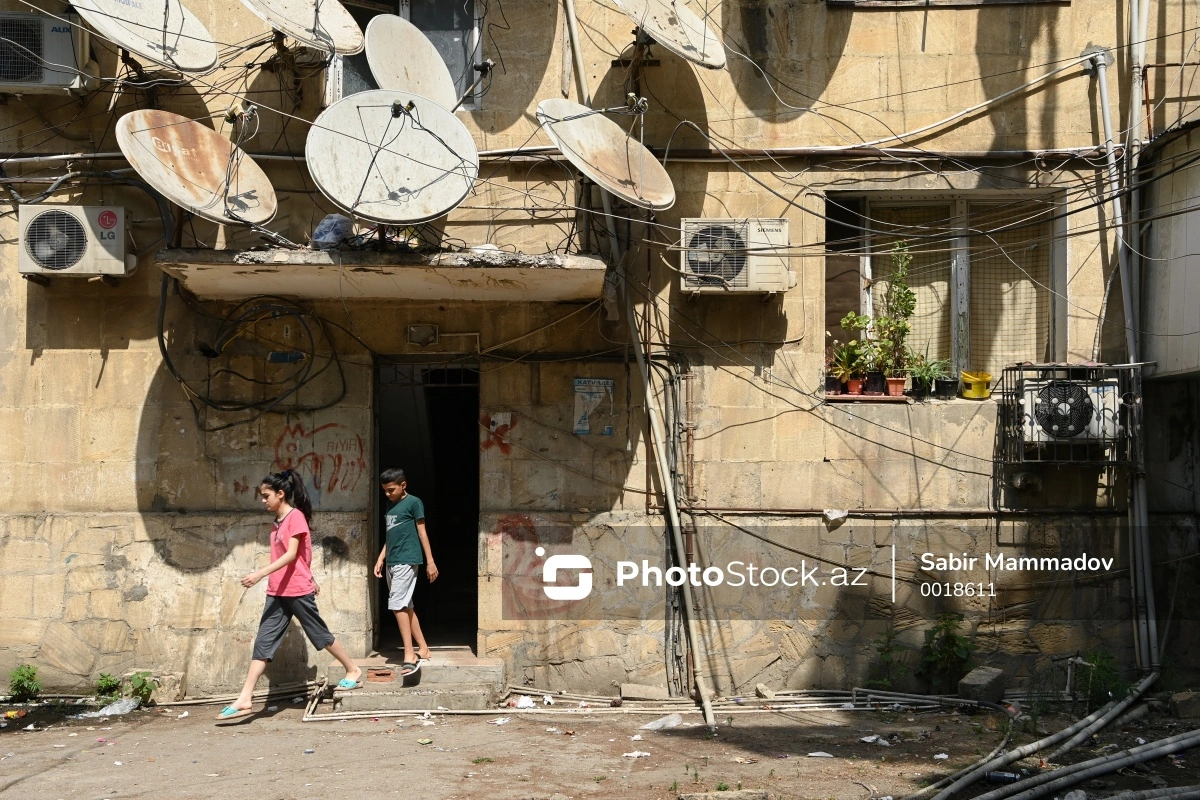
[156, 249, 608, 302]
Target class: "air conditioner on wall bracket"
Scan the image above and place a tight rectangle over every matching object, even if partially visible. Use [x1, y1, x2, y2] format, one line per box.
[1020, 378, 1121, 443]
[18, 205, 134, 278]
[679, 218, 797, 294]
[0, 12, 97, 95]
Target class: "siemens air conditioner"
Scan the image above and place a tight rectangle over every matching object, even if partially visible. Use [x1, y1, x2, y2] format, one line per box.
[679, 218, 796, 294]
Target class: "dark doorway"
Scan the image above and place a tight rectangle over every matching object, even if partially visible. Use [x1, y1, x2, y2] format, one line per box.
[376, 363, 480, 650]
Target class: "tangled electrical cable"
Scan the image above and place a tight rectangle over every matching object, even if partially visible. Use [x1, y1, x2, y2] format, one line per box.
[158, 279, 348, 432]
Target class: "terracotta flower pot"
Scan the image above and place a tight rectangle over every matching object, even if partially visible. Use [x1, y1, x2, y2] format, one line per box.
[886, 377, 907, 397]
[846, 378, 863, 395]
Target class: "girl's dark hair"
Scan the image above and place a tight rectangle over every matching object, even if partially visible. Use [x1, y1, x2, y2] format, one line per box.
[261, 470, 313, 522]
[379, 467, 406, 485]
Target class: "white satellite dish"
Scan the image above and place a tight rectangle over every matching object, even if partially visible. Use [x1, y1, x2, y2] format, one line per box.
[537, 99, 675, 211]
[305, 89, 479, 224]
[364, 15, 458, 111]
[116, 109, 278, 226]
[72, 0, 218, 73]
[240, 0, 364, 55]
[612, 0, 725, 70]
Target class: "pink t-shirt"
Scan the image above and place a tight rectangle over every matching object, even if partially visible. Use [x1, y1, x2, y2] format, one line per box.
[267, 510, 316, 597]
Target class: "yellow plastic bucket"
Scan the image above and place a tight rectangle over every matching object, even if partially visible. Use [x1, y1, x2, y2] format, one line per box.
[960, 371, 992, 399]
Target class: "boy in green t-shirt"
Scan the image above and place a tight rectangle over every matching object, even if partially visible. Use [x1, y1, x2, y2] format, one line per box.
[373, 468, 439, 676]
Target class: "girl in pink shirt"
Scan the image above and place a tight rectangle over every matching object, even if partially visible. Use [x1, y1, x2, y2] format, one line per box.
[217, 470, 364, 721]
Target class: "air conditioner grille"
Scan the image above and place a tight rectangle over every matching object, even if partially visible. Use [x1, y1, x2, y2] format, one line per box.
[25, 210, 88, 270]
[1032, 380, 1094, 438]
[0, 17, 43, 83]
[685, 223, 749, 287]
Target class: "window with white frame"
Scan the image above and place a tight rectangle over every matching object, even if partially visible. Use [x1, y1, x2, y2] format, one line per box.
[824, 193, 1066, 378]
[330, 0, 481, 108]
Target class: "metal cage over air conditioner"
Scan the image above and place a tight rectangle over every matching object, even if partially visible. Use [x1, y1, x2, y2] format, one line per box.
[996, 364, 1142, 467]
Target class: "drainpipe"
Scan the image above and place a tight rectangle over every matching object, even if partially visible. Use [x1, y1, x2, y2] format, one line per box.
[1091, 46, 1159, 673]
[561, 0, 716, 725]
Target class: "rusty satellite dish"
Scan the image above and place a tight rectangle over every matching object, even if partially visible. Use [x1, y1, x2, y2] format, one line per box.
[72, 0, 218, 73]
[611, 0, 725, 70]
[537, 99, 675, 211]
[364, 15, 458, 111]
[305, 89, 479, 224]
[116, 110, 278, 226]
[240, 0, 364, 55]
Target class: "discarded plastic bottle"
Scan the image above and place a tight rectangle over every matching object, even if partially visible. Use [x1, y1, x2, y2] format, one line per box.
[985, 772, 1022, 784]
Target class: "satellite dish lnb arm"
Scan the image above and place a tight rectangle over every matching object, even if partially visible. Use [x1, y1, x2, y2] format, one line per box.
[451, 59, 494, 112]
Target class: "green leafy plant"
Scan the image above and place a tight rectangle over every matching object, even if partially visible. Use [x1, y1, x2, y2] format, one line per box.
[594, 776, 606, 783]
[669, 781, 679, 794]
[8, 665, 41, 702]
[828, 339, 866, 382]
[1077, 650, 1131, 712]
[918, 613, 975, 694]
[908, 345, 952, 385]
[94, 673, 122, 699]
[128, 671, 159, 705]
[874, 243, 917, 377]
[866, 620, 912, 690]
[716, 783, 730, 791]
[472, 757, 494, 764]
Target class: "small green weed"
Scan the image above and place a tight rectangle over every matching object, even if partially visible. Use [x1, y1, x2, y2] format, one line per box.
[129, 671, 159, 705]
[594, 776, 606, 783]
[94, 673, 121, 699]
[8, 665, 41, 701]
[918, 613, 974, 694]
[716, 783, 729, 791]
[472, 757, 493, 764]
[669, 781, 678, 793]
[866, 620, 911, 690]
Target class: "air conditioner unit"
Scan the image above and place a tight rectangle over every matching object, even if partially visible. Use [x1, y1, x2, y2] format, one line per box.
[680, 218, 796, 294]
[18, 205, 134, 278]
[1020, 379, 1121, 443]
[0, 12, 96, 95]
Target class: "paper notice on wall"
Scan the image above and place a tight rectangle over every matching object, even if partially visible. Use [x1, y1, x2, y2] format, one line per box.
[573, 378, 614, 435]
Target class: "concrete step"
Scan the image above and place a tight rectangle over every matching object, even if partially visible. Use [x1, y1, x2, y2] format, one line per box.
[332, 681, 497, 712]
[328, 646, 505, 691]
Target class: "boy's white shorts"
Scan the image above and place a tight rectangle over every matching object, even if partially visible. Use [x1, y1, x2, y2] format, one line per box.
[386, 563, 418, 610]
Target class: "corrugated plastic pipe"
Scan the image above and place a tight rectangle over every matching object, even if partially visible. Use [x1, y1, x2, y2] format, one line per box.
[971, 728, 1200, 800]
[1047, 671, 1158, 759]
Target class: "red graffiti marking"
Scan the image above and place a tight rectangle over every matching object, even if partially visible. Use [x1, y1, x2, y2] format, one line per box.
[233, 477, 251, 495]
[273, 422, 366, 495]
[494, 514, 580, 618]
[480, 412, 516, 455]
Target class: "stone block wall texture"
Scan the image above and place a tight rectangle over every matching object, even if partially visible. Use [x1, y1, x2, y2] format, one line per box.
[2, 0, 1195, 693]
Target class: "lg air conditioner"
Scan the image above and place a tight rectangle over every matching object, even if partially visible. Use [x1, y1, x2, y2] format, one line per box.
[18, 205, 134, 278]
[679, 218, 796, 294]
[0, 12, 96, 95]
[1020, 379, 1121, 444]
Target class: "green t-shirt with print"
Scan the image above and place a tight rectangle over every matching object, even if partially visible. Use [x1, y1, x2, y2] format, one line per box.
[385, 493, 426, 566]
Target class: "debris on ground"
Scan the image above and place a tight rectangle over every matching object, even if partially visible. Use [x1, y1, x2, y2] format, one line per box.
[640, 713, 683, 731]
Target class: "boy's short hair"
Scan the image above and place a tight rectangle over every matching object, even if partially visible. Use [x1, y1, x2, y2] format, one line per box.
[380, 467, 407, 485]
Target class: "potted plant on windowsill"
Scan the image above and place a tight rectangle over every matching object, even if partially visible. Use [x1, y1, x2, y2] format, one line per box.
[907, 345, 952, 402]
[839, 312, 881, 395]
[875, 242, 916, 397]
[824, 334, 843, 395]
[829, 339, 863, 395]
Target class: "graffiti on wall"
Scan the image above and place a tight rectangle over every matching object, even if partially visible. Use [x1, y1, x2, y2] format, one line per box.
[273, 422, 366, 504]
[481, 412, 516, 455]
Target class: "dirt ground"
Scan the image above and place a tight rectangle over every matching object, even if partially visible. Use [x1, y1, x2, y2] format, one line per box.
[2, 700, 1198, 800]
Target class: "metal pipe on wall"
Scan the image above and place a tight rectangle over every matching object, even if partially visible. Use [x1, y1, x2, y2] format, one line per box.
[560, 0, 715, 726]
[1092, 49, 1159, 673]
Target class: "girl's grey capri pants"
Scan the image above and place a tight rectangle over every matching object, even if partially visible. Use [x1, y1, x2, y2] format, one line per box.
[252, 593, 335, 661]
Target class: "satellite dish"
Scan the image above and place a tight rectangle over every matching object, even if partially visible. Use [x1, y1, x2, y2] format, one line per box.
[116, 109, 278, 226]
[240, 0, 364, 55]
[536, 99, 675, 211]
[305, 89, 479, 224]
[612, 0, 726, 70]
[364, 15, 458, 111]
[72, 0, 218, 73]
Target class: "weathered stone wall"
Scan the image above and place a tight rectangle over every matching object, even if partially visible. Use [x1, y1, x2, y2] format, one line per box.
[2, 0, 1194, 695]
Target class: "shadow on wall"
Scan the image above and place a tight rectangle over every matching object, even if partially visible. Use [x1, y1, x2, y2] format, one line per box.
[976, 5, 1063, 149]
[471, 0, 559, 132]
[721, 0, 851, 124]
